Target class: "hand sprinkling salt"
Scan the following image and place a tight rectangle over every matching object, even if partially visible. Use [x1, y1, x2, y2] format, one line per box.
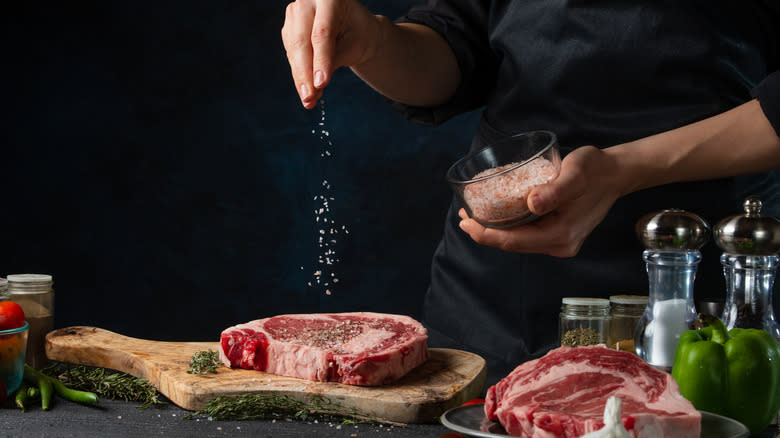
[580, 396, 632, 438]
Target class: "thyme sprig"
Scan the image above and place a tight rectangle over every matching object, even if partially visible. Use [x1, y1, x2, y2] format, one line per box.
[187, 350, 222, 374]
[43, 365, 166, 409]
[184, 393, 393, 425]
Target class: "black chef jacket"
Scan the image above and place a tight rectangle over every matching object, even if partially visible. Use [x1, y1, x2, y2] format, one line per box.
[389, 0, 780, 386]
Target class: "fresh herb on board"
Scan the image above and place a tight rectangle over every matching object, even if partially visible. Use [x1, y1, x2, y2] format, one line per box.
[184, 393, 393, 425]
[188, 350, 222, 374]
[42, 365, 166, 409]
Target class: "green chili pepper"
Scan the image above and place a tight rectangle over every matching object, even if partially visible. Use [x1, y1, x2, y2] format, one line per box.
[23, 364, 54, 410]
[672, 314, 780, 435]
[49, 374, 100, 404]
[15, 381, 30, 412]
[27, 385, 40, 399]
[23, 364, 99, 407]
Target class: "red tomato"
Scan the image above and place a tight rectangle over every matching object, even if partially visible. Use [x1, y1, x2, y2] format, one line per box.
[461, 398, 485, 406]
[0, 301, 25, 331]
[0, 380, 6, 403]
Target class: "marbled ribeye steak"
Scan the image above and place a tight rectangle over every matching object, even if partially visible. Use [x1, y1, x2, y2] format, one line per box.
[485, 345, 701, 438]
[219, 312, 428, 386]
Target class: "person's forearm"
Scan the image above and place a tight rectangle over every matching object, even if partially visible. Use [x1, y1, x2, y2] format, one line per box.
[608, 99, 780, 196]
[350, 17, 461, 107]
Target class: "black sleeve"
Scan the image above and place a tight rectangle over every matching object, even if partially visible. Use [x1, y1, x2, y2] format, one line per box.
[388, 0, 497, 126]
[751, 70, 780, 137]
[749, 1, 780, 137]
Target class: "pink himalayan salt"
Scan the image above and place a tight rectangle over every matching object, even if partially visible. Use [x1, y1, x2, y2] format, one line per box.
[463, 157, 557, 222]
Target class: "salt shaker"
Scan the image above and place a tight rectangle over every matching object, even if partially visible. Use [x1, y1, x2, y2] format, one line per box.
[714, 196, 780, 340]
[634, 209, 710, 371]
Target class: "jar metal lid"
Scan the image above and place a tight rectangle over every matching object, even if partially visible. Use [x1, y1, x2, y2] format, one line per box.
[636, 209, 710, 250]
[609, 295, 648, 305]
[713, 196, 780, 255]
[562, 297, 610, 307]
[8, 274, 53, 283]
[7, 274, 53, 294]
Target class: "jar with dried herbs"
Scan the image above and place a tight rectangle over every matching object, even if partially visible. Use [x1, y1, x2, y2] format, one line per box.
[559, 297, 611, 347]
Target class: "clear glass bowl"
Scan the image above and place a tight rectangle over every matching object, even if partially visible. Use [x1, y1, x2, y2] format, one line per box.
[446, 130, 561, 228]
[0, 321, 29, 396]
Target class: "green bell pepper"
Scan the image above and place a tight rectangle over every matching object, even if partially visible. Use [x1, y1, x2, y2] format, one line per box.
[671, 314, 780, 435]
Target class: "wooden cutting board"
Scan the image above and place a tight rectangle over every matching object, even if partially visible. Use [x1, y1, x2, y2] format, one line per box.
[45, 326, 487, 424]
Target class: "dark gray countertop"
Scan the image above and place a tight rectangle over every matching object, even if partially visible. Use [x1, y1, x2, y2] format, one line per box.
[4, 395, 778, 438]
[2, 397, 452, 438]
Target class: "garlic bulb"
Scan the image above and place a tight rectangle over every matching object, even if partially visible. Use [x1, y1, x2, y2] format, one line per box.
[580, 396, 633, 438]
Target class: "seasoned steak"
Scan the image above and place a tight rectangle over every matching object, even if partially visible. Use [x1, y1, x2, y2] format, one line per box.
[485, 345, 701, 438]
[219, 312, 429, 386]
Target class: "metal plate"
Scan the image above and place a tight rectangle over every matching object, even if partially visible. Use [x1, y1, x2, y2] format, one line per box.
[440, 403, 749, 438]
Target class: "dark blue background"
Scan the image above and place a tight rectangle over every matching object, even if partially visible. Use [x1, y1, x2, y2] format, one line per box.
[1, 1, 480, 340]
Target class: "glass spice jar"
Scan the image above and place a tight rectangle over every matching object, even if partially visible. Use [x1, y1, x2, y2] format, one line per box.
[0, 277, 8, 301]
[559, 297, 611, 347]
[609, 295, 648, 353]
[8, 273, 54, 368]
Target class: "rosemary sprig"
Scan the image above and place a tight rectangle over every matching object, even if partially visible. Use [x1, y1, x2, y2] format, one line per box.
[187, 350, 222, 374]
[183, 393, 390, 425]
[43, 365, 166, 409]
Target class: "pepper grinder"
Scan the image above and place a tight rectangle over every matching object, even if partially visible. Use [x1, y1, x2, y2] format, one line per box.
[634, 209, 710, 371]
[713, 196, 780, 341]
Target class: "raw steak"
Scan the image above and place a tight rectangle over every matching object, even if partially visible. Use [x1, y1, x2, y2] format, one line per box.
[219, 312, 428, 386]
[485, 345, 700, 438]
